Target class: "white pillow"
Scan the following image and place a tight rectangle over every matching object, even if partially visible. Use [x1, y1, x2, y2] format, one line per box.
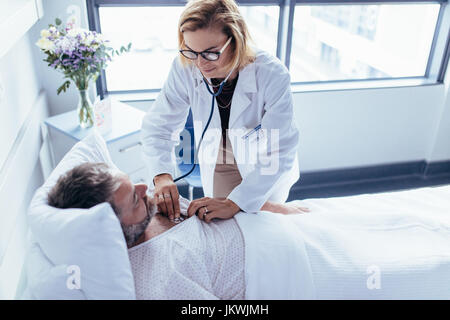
[25, 131, 136, 300]
[23, 242, 86, 300]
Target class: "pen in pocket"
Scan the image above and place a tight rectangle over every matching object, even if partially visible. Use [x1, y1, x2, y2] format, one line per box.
[242, 124, 262, 140]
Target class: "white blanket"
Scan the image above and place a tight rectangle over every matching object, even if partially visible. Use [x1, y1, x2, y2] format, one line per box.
[235, 184, 450, 299]
[235, 212, 316, 299]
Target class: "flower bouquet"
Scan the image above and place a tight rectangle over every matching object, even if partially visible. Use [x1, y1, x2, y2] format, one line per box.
[36, 18, 131, 128]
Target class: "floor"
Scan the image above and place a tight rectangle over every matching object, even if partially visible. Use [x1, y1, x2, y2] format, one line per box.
[177, 173, 450, 202]
[286, 173, 450, 201]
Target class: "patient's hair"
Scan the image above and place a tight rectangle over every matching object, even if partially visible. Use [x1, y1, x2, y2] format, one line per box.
[47, 162, 123, 217]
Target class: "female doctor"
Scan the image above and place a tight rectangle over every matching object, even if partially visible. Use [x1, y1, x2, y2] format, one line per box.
[141, 0, 303, 223]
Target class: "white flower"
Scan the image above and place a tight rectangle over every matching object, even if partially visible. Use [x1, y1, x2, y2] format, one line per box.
[54, 36, 77, 53]
[40, 29, 51, 38]
[67, 27, 87, 39]
[83, 33, 95, 46]
[48, 26, 59, 36]
[94, 32, 105, 43]
[36, 37, 55, 52]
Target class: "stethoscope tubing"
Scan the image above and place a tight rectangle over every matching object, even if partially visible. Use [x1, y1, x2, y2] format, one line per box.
[173, 79, 225, 183]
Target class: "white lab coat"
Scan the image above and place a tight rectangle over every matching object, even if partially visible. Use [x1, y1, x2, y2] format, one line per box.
[141, 49, 300, 213]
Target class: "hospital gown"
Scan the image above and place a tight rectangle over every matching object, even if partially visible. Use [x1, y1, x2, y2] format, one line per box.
[127, 215, 246, 299]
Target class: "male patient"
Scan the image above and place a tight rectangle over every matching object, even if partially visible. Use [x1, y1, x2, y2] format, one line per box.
[47, 162, 308, 299]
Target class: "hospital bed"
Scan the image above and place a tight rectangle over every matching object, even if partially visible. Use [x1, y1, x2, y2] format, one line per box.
[16, 132, 450, 299]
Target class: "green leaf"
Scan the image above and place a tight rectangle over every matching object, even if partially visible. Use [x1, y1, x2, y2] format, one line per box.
[56, 80, 71, 95]
[55, 18, 62, 26]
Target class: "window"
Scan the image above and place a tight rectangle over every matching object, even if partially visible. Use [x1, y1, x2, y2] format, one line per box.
[92, 1, 279, 93]
[290, 3, 440, 83]
[239, 5, 279, 57]
[87, 0, 448, 95]
[99, 6, 184, 92]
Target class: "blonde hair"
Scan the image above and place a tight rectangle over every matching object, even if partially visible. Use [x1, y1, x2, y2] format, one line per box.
[178, 0, 256, 73]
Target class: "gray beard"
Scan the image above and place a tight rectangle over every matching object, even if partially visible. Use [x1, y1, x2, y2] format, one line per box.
[122, 199, 157, 248]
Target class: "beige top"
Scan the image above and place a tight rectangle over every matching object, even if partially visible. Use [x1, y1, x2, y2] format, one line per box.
[213, 133, 243, 198]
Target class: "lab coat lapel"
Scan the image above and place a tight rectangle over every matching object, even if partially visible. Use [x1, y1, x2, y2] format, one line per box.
[193, 63, 257, 130]
[229, 61, 257, 129]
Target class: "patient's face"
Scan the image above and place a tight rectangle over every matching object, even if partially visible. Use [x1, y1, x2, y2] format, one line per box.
[112, 175, 157, 246]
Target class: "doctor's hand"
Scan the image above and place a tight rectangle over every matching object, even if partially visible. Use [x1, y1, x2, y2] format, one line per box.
[187, 197, 241, 223]
[153, 173, 181, 221]
[261, 201, 310, 214]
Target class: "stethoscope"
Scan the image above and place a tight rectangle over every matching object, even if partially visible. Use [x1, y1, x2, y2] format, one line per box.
[173, 67, 235, 183]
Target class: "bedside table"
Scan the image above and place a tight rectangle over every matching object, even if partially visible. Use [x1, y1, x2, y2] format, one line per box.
[43, 100, 148, 184]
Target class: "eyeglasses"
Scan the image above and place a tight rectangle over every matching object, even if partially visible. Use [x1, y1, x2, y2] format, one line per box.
[179, 37, 232, 61]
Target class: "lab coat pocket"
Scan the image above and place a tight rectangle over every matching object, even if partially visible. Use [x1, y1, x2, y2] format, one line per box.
[241, 125, 268, 162]
[255, 128, 268, 155]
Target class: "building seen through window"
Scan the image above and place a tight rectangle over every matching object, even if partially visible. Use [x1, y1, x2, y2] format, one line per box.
[98, 3, 440, 92]
[290, 4, 440, 83]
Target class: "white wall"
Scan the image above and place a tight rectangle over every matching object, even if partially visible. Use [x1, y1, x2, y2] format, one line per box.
[0, 33, 41, 171]
[130, 80, 448, 173]
[0, 6, 49, 298]
[0, 92, 48, 299]
[293, 84, 447, 172]
[427, 63, 450, 162]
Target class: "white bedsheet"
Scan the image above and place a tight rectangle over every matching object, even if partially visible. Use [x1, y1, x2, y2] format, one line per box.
[235, 184, 450, 299]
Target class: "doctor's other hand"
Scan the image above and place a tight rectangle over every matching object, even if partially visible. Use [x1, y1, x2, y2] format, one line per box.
[153, 173, 181, 220]
[187, 197, 240, 223]
[261, 200, 311, 214]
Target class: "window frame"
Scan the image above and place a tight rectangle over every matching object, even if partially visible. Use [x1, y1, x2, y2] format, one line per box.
[86, 0, 449, 98]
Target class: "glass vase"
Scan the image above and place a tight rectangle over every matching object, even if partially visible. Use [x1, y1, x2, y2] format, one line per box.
[77, 89, 94, 129]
